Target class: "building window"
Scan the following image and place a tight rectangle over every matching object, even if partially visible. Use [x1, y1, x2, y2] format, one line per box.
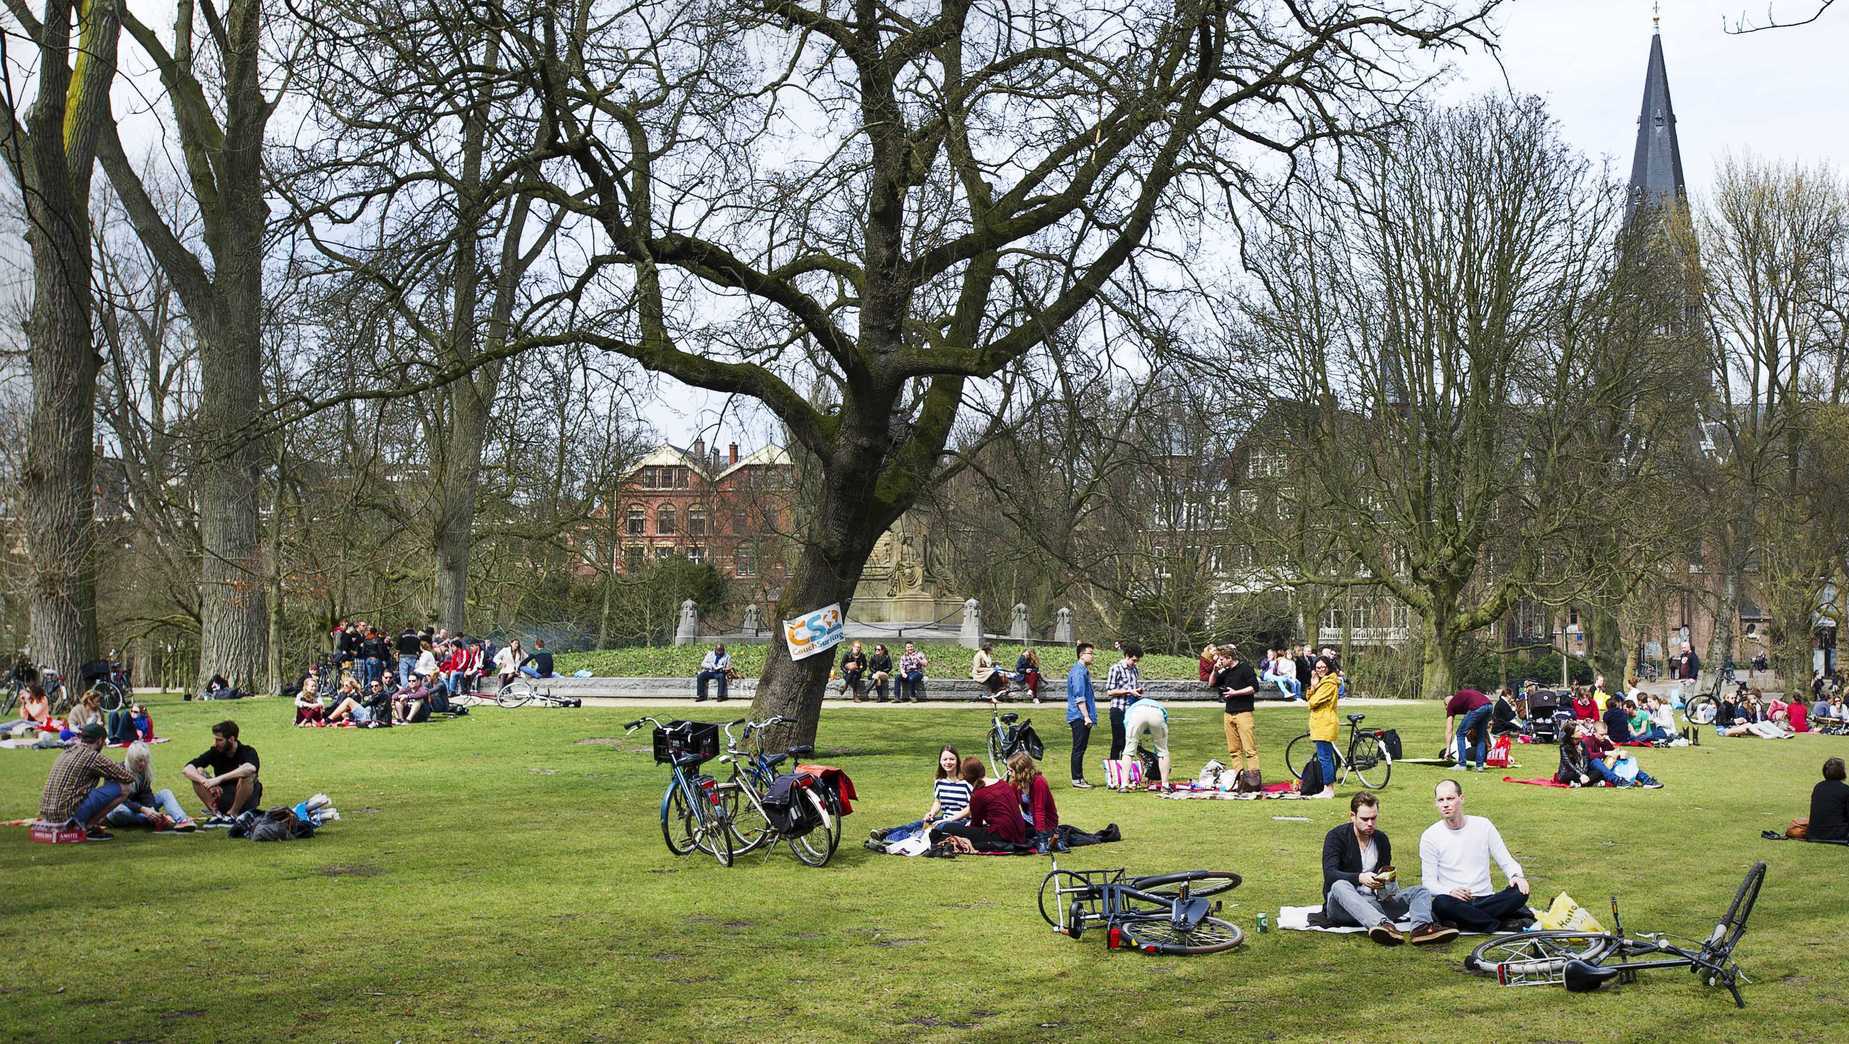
[626, 506, 645, 536]
[733, 510, 748, 534]
[687, 508, 705, 536]
[1389, 603, 1409, 633]
[688, 546, 705, 565]
[655, 546, 673, 560]
[1247, 449, 1287, 479]
[641, 466, 661, 489]
[736, 549, 755, 576]
[657, 505, 676, 535]
[1237, 489, 1258, 514]
[1322, 605, 1347, 632]
[624, 547, 643, 574]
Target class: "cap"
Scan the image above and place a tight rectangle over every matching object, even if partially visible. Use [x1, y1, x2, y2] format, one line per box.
[78, 722, 107, 741]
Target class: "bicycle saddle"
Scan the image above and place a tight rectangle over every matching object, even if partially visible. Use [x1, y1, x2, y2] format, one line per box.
[1346, 713, 1366, 723]
[788, 744, 815, 758]
[1171, 897, 1212, 929]
[1563, 959, 1620, 993]
[1000, 713, 1020, 724]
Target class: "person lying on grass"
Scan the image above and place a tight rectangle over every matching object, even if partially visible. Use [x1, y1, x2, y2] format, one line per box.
[106, 741, 198, 832]
[869, 747, 980, 846]
[182, 720, 263, 825]
[1320, 790, 1455, 946]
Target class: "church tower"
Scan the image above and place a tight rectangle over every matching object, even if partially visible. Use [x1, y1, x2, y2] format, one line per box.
[1625, 14, 1688, 228]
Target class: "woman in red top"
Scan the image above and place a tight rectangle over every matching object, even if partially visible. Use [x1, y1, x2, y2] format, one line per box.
[1011, 751, 1059, 836]
[937, 758, 1028, 851]
[1570, 685, 1598, 721]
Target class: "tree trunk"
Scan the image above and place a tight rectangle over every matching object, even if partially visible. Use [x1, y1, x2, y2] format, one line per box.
[1420, 614, 1459, 703]
[432, 377, 494, 632]
[265, 438, 288, 694]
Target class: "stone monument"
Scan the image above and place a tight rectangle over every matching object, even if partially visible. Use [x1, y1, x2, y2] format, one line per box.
[959, 599, 982, 649]
[849, 511, 963, 625]
[1009, 603, 1029, 640]
[675, 599, 699, 646]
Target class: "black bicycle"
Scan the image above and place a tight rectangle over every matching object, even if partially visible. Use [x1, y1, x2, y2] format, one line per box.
[1464, 862, 1764, 1007]
[984, 695, 1043, 778]
[1037, 860, 1245, 955]
[1284, 713, 1393, 788]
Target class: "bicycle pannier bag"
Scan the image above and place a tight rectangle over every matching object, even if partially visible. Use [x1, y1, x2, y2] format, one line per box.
[1378, 729, 1403, 760]
[1011, 723, 1044, 761]
[762, 772, 821, 837]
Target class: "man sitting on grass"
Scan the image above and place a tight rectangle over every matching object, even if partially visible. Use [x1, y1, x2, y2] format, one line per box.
[183, 721, 263, 825]
[1419, 779, 1532, 933]
[37, 722, 134, 840]
[1321, 791, 1456, 946]
[1808, 757, 1849, 843]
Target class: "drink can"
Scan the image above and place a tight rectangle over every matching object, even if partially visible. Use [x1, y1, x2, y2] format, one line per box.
[1256, 912, 1269, 934]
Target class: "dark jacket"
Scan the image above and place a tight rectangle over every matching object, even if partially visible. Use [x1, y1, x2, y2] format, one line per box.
[1321, 822, 1392, 896]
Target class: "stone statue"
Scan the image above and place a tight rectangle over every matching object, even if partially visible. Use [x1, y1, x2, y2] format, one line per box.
[741, 604, 761, 635]
[674, 598, 699, 646]
[1053, 606, 1073, 644]
[1009, 603, 1029, 640]
[959, 598, 982, 649]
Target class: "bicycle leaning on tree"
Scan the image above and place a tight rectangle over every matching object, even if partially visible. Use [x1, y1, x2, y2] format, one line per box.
[713, 716, 840, 866]
[1284, 713, 1394, 789]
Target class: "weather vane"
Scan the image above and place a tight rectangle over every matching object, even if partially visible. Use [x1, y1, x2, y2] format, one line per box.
[1653, 2, 1661, 30]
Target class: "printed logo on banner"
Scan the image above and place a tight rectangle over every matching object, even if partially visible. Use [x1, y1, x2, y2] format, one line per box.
[783, 603, 846, 661]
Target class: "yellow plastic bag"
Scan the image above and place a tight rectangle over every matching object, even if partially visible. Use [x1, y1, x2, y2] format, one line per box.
[1536, 892, 1605, 933]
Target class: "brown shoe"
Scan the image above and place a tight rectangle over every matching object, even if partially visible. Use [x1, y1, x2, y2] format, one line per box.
[1368, 922, 1405, 946]
[1408, 922, 1460, 945]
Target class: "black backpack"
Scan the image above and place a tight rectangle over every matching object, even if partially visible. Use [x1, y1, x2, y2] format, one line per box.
[1004, 722, 1045, 761]
[761, 773, 822, 837]
[1299, 756, 1325, 796]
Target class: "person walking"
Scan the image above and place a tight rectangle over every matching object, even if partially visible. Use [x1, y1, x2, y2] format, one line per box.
[1066, 643, 1098, 789]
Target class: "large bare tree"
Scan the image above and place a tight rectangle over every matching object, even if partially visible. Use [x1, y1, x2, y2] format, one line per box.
[469, 0, 1499, 744]
[0, 0, 122, 701]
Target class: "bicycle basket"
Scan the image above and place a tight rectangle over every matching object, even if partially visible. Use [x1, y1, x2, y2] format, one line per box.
[651, 721, 721, 765]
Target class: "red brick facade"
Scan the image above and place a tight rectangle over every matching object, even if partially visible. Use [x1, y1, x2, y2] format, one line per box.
[608, 440, 795, 599]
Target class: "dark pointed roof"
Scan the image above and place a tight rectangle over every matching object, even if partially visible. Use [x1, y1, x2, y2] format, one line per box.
[1625, 29, 1687, 226]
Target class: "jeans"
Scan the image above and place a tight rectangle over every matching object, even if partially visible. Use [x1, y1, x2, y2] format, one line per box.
[1108, 706, 1127, 760]
[107, 787, 191, 827]
[362, 657, 384, 685]
[1069, 718, 1092, 781]
[1587, 758, 1625, 786]
[695, 669, 728, 701]
[106, 708, 138, 743]
[72, 781, 123, 825]
[1456, 705, 1493, 768]
[398, 655, 418, 682]
[1264, 671, 1302, 700]
[520, 665, 542, 678]
[1314, 740, 1338, 787]
[899, 671, 925, 701]
[1324, 879, 1437, 928]
[1431, 885, 1529, 932]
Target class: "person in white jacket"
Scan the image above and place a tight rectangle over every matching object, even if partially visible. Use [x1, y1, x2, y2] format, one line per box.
[494, 642, 521, 685]
[1419, 778, 1532, 932]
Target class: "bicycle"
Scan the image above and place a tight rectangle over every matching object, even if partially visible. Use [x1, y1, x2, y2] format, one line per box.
[1464, 861, 1764, 1008]
[80, 660, 128, 711]
[624, 715, 734, 867]
[1678, 672, 1724, 727]
[714, 716, 839, 866]
[984, 695, 1044, 778]
[494, 678, 582, 708]
[1284, 713, 1393, 789]
[1037, 858, 1245, 955]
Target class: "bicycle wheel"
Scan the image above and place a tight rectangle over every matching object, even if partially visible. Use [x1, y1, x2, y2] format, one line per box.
[1346, 737, 1392, 789]
[496, 682, 532, 708]
[720, 781, 773, 854]
[987, 730, 1006, 779]
[660, 782, 697, 856]
[692, 797, 734, 867]
[1283, 733, 1312, 781]
[1685, 695, 1718, 725]
[1130, 870, 1242, 901]
[1464, 932, 1616, 976]
[1121, 915, 1244, 955]
[0, 686, 17, 716]
[1038, 870, 1093, 930]
[786, 791, 835, 866]
[1707, 861, 1766, 957]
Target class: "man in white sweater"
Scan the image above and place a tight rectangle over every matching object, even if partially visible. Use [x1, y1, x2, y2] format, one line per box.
[1419, 778, 1532, 932]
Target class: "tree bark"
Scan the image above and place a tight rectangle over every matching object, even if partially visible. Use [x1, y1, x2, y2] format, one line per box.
[1419, 613, 1459, 703]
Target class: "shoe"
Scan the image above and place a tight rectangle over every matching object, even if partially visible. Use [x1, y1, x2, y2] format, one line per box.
[83, 826, 114, 841]
[868, 828, 889, 843]
[173, 821, 198, 833]
[1368, 922, 1404, 946]
[202, 814, 233, 828]
[693, 696, 708, 702]
[1071, 780, 1093, 790]
[1641, 781, 1663, 789]
[715, 696, 729, 702]
[1409, 922, 1459, 945]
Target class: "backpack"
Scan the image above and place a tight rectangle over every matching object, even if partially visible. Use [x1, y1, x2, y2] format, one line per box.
[761, 773, 822, 837]
[1298, 756, 1325, 796]
[1377, 729, 1403, 760]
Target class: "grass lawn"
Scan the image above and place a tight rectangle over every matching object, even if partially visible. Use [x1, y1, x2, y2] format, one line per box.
[558, 642, 1208, 681]
[1, 695, 1842, 1042]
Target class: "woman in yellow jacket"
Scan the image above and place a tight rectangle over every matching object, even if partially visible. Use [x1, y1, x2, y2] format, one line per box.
[1305, 657, 1341, 798]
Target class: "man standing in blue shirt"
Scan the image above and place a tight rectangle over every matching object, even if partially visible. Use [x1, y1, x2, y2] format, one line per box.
[1067, 643, 1097, 789]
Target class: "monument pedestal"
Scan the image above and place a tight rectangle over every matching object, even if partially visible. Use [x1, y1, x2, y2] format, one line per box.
[850, 513, 960, 625]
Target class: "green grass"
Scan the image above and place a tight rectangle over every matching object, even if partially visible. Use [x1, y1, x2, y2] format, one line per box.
[558, 641, 1207, 680]
[2, 695, 1842, 1042]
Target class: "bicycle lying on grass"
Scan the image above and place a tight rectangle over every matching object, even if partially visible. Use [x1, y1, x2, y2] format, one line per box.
[1037, 860, 1245, 955]
[714, 716, 841, 866]
[1284, 713, 1394, 789]
[1464, 861, 1764, 1007]
[490, 679, 582, 708]
[624, 716, 733, 866]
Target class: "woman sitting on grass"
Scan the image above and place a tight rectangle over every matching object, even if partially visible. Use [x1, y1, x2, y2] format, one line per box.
[325, 677, 368, 725]
[61, 689, 104, 741]
[295, 677, 327, 726]
[869, 747, 980, 846]
[936, 755, 1032, 852]
[1569, 686, 1598, 721]
[106, 741, 198, 832]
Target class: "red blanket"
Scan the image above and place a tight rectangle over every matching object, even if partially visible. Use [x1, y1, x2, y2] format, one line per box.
[1503, 776, 1571, 788]
[796, 764, 856, 815]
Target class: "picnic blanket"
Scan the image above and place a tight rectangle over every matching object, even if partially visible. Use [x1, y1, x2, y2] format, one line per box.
[1, 735, 169, 750]
[1504, 776, 1570, 788]
[1160, 781, 1306, 801]
[1277, 905, 1511, 935]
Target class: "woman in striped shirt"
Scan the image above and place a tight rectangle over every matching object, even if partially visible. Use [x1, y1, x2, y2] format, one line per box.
[868, 746, 980, 846]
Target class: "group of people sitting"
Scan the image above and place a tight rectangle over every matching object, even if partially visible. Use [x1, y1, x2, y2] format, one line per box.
[865, 744, 1119, 855]
[1714, 686, 1803, 738]
[36, 718, 263, 839]
[308, 620, 556, 698]
[4, 686, 155, 746]
[294, 670, 459, 727]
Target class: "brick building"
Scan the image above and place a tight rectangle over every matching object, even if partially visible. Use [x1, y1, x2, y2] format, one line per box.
[609, 438, 796, 601]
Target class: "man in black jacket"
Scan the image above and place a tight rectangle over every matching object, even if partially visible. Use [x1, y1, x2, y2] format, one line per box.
[1322, 791, 1457, 946]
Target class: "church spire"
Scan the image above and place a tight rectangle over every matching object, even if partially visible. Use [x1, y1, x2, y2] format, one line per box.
[1625, 16, 1687, 226]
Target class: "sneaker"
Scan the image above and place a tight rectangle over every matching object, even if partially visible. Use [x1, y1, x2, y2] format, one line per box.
[1409, 922, 1459, 945]
[1071, 780, 1093, 790]
[202, 814, 233, 829]
[173, 821, 198, 833]
[868, 828, 889, 843]
[83, 826, 114, 841]
[1368, 922, 1404, 946]
[1641, 781, 1664, 789]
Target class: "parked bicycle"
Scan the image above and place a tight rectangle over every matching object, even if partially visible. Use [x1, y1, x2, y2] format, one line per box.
[5, 663, 67, 715]
[1037, 859, 1245, 955]
[624, 716, 734, 866]
[984, 695, 1044, 778]
[714, 716, 839, 866]
[1284, 713, 1393, 789]
[1464, 861, 1764, 1008]
[79, 659, 129, 711]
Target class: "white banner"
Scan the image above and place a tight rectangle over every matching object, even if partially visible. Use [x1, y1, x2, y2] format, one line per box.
[783, 603, 846, 662]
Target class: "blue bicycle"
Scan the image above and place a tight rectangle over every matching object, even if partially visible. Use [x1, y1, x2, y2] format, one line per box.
[625, 716, 734, 866]
[715, 716, 840, 866]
